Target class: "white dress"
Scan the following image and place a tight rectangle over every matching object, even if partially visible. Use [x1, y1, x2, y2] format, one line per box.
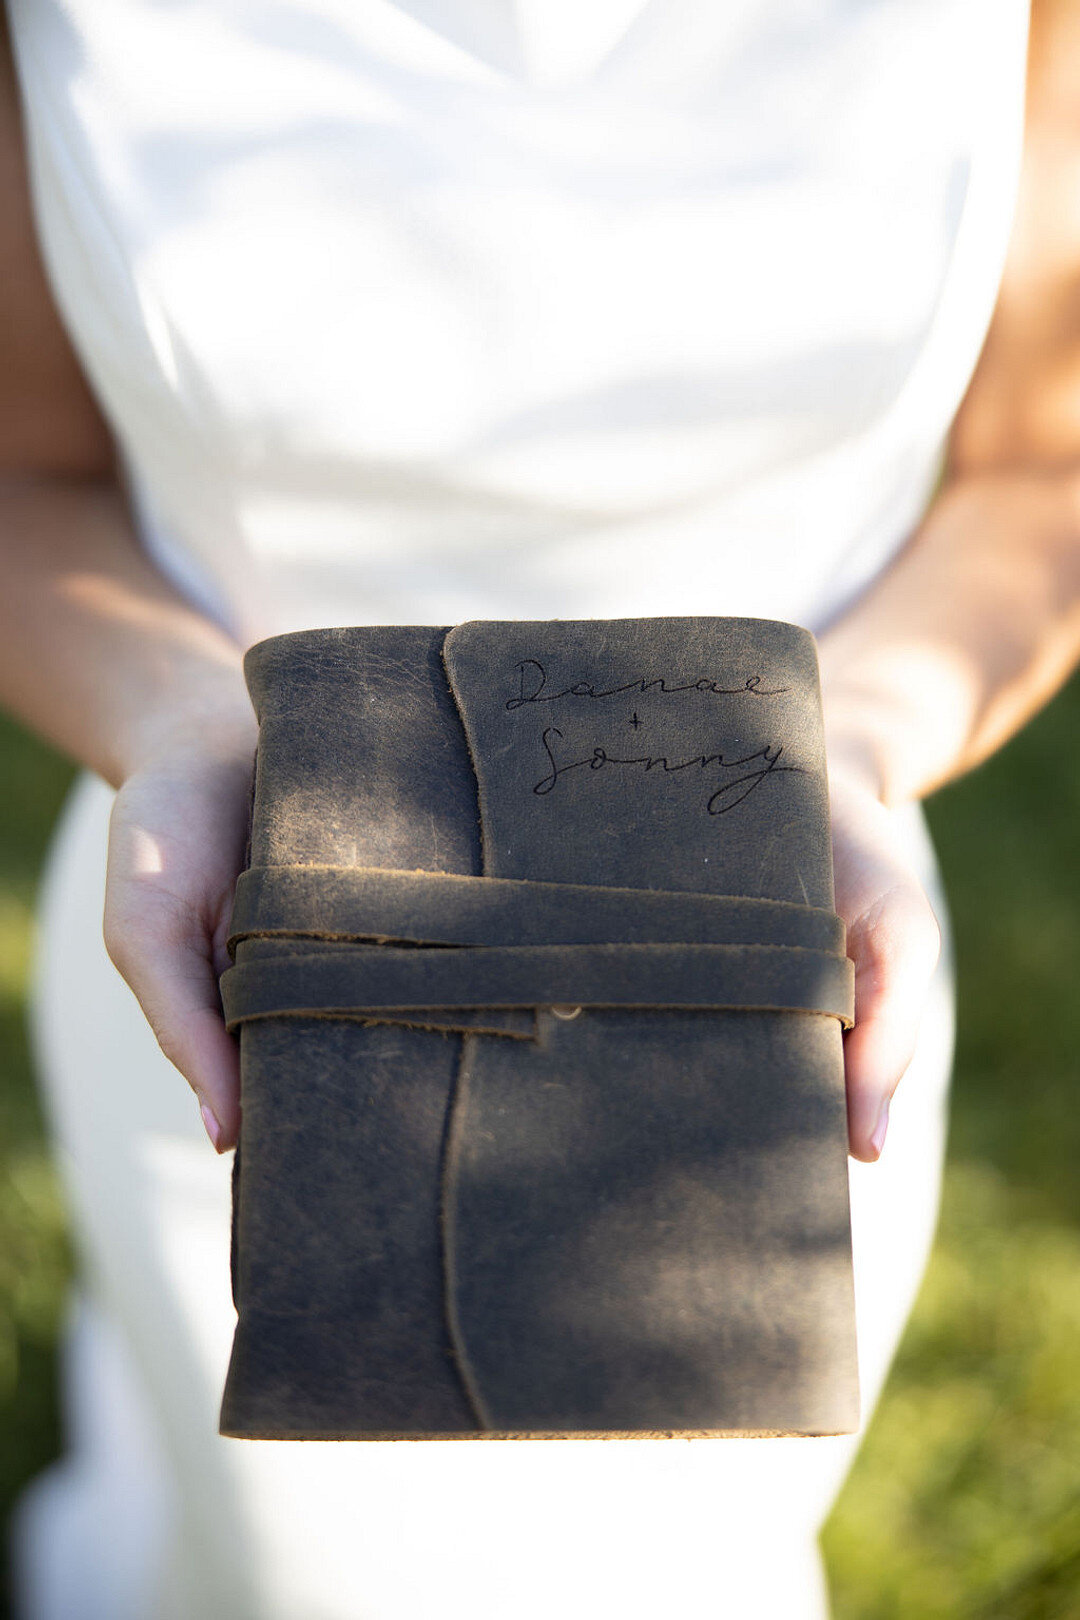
[6, 2, 1028, 1616]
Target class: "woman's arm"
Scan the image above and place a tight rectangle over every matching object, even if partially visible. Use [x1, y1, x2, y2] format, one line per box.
[0, 17, 252, 785]
[0, 16, 255, 1150]
[0, 479, 255, 789]
[0, 474, 257, 1157]
[819, 0, 1080, 1159]
[1, 465, 258, 1155]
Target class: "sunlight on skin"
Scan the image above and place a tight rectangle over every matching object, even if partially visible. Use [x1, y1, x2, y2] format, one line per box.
[824, 642, 981, 809]
[820, 470, 1080, 814]
[127, 823, 166, 878]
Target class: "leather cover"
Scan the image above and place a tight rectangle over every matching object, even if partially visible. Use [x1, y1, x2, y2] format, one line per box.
[217, 617, 860, 1440]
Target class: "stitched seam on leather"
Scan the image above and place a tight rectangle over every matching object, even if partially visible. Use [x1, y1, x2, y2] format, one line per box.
[436, 629, 494, 1432]
[438, 1037, 495, 1432]
[228, 926, 844, 953]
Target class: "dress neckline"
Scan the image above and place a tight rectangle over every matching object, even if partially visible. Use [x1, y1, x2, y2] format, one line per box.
[388, 0, 655, 86]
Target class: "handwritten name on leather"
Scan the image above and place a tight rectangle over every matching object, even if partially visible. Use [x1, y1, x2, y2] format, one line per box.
[442, 617, 833, 904]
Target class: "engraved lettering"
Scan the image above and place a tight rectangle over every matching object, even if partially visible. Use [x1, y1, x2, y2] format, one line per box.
[505, 658, 788, 711]
[532, 727, 803, 815]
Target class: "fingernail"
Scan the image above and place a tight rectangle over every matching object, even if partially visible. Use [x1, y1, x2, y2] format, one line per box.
[199, 1101, 223, 1151]
[870, 1096, 890, 1157]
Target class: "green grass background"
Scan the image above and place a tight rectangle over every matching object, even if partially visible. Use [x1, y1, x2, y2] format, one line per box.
[1, 674, 1078, 1618]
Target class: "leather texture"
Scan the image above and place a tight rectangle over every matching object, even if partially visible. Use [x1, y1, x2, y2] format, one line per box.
[217, 618, 860, 1440]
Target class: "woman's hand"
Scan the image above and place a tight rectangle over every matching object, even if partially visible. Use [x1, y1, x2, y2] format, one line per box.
[827, 765, 942, 1163]
[103, 718, 257, 1153]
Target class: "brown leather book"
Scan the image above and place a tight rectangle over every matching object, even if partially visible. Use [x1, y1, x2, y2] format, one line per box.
[218, 617, 859, 1440]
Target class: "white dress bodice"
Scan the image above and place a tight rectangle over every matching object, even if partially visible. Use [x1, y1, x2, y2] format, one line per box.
[8, 0, 1028, 642]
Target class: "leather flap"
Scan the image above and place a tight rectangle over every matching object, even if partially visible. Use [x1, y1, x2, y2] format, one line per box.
[442, 616, 833, 905]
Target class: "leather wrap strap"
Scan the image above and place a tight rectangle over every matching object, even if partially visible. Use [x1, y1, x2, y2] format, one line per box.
[220, 866, 853, 1033]
[222, 940, 853, 1030]
[227, 864, 846, 954]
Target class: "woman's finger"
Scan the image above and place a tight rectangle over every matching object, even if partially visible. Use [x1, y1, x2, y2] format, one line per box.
[103, 893, 240, 1151]
[843, 879, 941, 1161]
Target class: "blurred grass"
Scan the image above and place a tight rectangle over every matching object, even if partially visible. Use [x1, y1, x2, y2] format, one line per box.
[0, 673, 1079, 1617]
[824, 666, 1080, 1618]
[0, 718, 75, 1620]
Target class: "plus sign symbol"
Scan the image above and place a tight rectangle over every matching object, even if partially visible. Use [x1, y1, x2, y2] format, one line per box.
[629, 712, 642, 729]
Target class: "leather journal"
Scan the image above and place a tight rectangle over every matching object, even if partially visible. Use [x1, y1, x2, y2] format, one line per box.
[217, 617, 860, 1440]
